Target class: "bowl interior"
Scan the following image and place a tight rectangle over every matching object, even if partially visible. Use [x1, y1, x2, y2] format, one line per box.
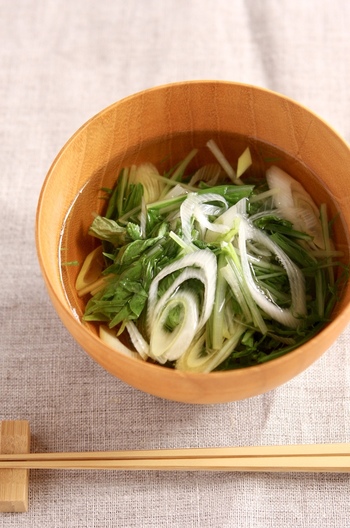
[59, 131, 348, 329]
[36, 81, 350, 403]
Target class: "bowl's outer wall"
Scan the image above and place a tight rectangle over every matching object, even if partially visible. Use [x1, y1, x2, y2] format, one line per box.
[36, 81, 350, 403]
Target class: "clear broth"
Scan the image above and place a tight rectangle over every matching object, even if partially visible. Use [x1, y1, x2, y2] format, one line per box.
[59, 133, 349, 337]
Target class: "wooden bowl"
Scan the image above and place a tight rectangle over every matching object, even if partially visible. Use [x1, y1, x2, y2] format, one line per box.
[36, 81, 350, 403]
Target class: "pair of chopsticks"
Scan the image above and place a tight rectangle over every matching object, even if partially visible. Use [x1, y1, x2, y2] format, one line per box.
[1, 444, 350, 472]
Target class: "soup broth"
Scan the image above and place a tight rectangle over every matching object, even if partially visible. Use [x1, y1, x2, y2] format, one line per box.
[59, 133, 349, 347]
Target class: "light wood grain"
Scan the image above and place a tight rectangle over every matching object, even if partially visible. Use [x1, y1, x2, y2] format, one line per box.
[0, 456, 349, 472]
[0, 421, 30, 513]
[0, 444, 349, 472]
[0, 443, 349, 462]
[36, 81, 350, 403]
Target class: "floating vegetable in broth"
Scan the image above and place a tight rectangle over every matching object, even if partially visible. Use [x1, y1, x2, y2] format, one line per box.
[74, 140, 346, 372]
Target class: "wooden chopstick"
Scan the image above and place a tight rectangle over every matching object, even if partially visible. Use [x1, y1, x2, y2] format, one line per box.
[0, 456, 349, 472]
[0, 443, 349, 461]
[0, 444, 349, 472]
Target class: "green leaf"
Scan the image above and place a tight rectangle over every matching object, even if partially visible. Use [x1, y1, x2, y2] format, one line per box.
[129, 293, 148, 317]
[253, 215, 313, 241]
[126, 222, 142, 240]
[123, 183, 144, 216]
[88, 216, 127, 246]
[119, 237, 162, 267]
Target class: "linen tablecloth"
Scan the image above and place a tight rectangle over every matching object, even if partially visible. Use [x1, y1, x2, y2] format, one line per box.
[1, 1, 350, 526]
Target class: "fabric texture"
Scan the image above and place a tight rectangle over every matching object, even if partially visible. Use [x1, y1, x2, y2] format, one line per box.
[1, 1, 350, 526]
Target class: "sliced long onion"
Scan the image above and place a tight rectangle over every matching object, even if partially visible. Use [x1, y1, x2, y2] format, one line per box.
[149, 290, 200, 363]
[99, 325, 141, 360]
[188, 163, 222, 186]
[130, 163, 165, 204]
[180, 192, 228, 242]
[238, 218, 306, 328]
[175, 323, 245, 373]
[221, 257, 268, 335]
[147, 250, 217, 331]
[204, 197, 247, 243]
[206, 139, 240, 184]
[207, 253, 228, 350]
[147, 249, 217, 361]
[125, 321, 149, 360]
[75, 245, 105, 294]
[161, 183, 188, 201]
[266, 165, 324, 248]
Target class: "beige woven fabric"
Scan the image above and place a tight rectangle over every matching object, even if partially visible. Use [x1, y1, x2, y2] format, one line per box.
[1, 1, 350, 526]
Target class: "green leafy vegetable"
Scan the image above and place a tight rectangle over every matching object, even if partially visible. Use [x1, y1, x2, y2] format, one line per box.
[75, 146, 347, 372]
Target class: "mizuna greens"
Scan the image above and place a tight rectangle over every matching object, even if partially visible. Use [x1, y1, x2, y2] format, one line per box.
[75, 141, 346, 372]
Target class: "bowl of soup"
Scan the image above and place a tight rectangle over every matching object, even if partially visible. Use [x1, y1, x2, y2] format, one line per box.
[36, 80, 350, 403]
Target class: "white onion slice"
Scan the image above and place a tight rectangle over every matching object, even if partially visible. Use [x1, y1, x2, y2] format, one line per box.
[238, 218, 306, 328]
